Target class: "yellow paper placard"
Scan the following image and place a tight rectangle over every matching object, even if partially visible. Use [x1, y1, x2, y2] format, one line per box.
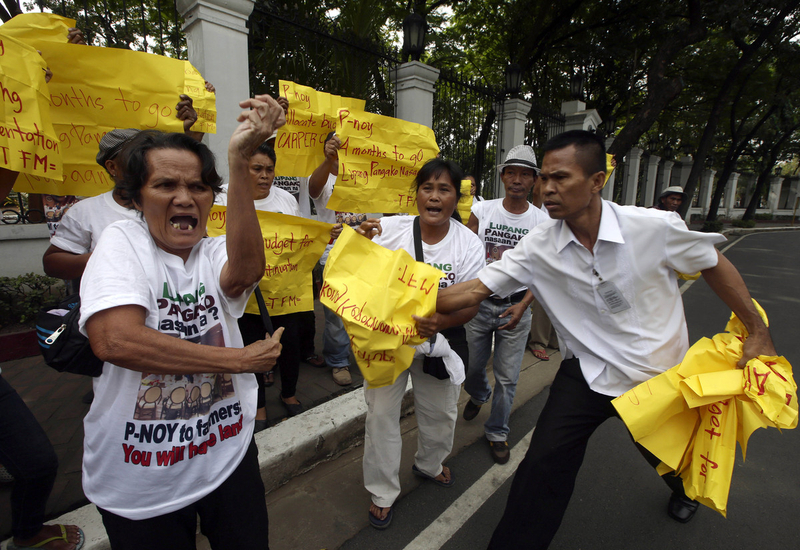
[320, 225, 443, 388]
[3, 13, 215, 196]
[183, 61, 216, 134]
[613, 302, 797, 517]
[0, 12, 74, 43]
[274, 80, 366, 178]
[206, 206, 331, 316]
[0, 34, 63, 178]
[327, 107, 440, 214]
[457, 179, 471, 224]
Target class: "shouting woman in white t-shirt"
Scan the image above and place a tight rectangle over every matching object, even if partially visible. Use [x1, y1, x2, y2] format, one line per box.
[356, 158, 484, 530]
[78, 96, 286, 550]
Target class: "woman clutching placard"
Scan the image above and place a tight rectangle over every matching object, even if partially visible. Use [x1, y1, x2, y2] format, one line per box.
[356, 158, 484, 529]
[78, 95, 285, 549]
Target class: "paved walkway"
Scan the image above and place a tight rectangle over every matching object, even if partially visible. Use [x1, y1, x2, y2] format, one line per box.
[0, 299, 360, 540]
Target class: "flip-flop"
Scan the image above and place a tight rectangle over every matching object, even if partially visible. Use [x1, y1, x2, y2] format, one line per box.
[8, 525, 85, 550]
[412, 464, 455, 488]
[531, 347, 550, 361]
[264, 370, 275, 387]
[369, 506, 393, 529]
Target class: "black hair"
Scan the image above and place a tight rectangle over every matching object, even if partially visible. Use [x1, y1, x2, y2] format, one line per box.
[543, 130, 606, 177]
[254, 141, 277, 164]
[414, 158, 465, 222]
[116, 130, 223, 208]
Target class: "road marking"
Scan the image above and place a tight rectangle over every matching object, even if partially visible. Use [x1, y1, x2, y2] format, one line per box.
[679, 235, 746, 295]
[401, 428, 535, 550]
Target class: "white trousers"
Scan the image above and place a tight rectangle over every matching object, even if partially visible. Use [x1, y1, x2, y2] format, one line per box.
[363, 357, 460, 508]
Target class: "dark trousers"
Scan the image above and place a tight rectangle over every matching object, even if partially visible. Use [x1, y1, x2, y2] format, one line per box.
[0, 374, 59, 539]
[238, 312, 301, 402]
[298, 310, 316, 357]
[488, 358, 687, 550]
[98, 438, 269, 550]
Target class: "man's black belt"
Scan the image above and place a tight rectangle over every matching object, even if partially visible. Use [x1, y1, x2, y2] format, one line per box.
[487, 290, 527, 305]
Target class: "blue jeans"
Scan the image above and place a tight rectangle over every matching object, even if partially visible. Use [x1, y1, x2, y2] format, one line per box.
[0, 374, 59, 539]
[323, 304, 351, 368]
[464, 299, 532, 442]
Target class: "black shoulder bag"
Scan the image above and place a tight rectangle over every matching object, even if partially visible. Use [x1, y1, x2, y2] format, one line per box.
[36, 293, 103, 377]
[413, 217, 469, 380]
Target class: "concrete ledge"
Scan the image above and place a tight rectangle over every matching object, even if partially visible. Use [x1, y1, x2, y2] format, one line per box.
[721, 225, 800, 237]
[0, 223, 50, 240]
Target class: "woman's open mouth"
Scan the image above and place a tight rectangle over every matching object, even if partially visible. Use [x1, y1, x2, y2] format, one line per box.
[170, 215, 198, 231]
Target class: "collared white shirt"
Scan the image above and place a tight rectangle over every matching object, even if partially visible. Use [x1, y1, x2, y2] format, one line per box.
[478, 200, 725, 396]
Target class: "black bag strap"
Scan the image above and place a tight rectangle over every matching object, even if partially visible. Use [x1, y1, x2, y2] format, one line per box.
[412, 216, 424, 262]
[253, 286, 274, 336]
[412, 216, 436, 345]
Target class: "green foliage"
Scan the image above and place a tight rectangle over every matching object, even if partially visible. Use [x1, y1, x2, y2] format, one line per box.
[0, 274, 65, 329]
[701, 220, 724, 233]
[732, 218, 756, 228]
[754, 213, 773, 220]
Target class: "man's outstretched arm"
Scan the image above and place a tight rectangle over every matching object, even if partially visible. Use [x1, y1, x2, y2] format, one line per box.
[701, 250, 776, 366]
[437, 278, 493, 314]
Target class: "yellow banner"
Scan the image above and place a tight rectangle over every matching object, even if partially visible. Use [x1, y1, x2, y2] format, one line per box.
[326, 107, 439, 214]
[274, 80, 366, 178]
[206, 206, 331, 316]
[183, 61, 216, 134]
[0, 34, 63, 178]
[320, 225, 443, 388]
[1, 13, 215, 196]
[457, 179, 471, 223]
[612, 303, 797, 517]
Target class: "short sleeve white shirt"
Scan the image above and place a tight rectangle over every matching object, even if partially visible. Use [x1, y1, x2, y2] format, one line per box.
[50, 191, 138, 254]
[373, 216, 484, 289]
[478, 200, 726, 396]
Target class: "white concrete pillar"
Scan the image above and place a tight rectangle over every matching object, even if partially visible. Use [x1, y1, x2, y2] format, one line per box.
[698, 169, 716, 215]
[391, 61, 440, 128]
[724, 172, 740, 217]
[676, 156, 693, 189]
[177, 0, 255, 182]
[741, 173, 757, 206]
[643, 155, 660, 207]
[657, 160, 674, 197]
[601, 137, 615, 201]
[621, 147, 643, 205]
[493, 97, 532, 199]
[786, 176, 800, 212]
[560, 100, 602, 134]
[767, 176, 783, 212]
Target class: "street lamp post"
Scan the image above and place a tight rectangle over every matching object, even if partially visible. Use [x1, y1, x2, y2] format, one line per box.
[402, 13, 427, 62]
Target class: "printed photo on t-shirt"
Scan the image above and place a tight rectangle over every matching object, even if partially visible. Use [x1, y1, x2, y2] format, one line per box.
[486, 243, 513, 264]
[336, 212, 367, 227]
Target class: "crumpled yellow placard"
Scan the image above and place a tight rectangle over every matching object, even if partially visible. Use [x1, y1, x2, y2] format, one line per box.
[320, 225, 443, 388]
[274, 80, 366, 178]
[326, 107, 440, 215]
[0, 33, 63, 179]
[612, 301, 796, 517]
[457, 179, 471, 224]
[3, 13, 215, 196]
[183, 61, 216, 134]
[206, 206, 331, 316]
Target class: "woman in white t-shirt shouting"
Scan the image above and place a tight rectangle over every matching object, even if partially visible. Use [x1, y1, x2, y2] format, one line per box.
[356, 158, 484, 530]
[78, 96, 285, 550]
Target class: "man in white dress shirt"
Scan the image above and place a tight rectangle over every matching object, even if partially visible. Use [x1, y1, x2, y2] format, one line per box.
[437, 130, 775, 549]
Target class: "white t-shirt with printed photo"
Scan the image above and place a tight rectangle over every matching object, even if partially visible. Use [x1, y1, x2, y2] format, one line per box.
[78, 219, 256, 520]
[50, 190, 139, 254]
[472, 198, 550, 295]
[373, 216, 484, 290]
[216, 186, 301, 217]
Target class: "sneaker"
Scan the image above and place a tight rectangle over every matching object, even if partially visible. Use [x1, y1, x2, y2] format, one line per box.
[488, 439, 510, 464]
[463, 400, 481, 421]
[332, 366, 352, 386]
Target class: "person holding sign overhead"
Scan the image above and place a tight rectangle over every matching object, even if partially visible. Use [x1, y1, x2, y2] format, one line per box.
[308, 132, 369, 386]
[356, 158, 484, 530]
[78, 95, 286, 550]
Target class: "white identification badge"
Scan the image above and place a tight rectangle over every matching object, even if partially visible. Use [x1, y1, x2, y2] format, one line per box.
[596, 281, 631, 314]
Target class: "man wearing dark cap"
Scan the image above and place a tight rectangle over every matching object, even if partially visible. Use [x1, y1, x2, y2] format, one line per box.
[655, 186, 688, 212]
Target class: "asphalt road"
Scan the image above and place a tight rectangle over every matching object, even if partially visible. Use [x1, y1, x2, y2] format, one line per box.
[340, 230, 800, 550]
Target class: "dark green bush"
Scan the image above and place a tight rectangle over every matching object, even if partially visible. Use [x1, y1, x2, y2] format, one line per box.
[701, 220, 724, 233]
[731, 219, 756, 228]
[0, 273, 65, 329]
[754, 213, 773, 221]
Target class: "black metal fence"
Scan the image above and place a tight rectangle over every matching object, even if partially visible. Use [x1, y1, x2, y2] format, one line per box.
[37, 0, 186, 57]
[525, 99, 565, 159]
[248, 4, 399, 117]
[433, 68, 501, 199]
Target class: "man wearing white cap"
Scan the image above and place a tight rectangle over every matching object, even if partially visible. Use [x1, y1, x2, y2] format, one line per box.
[462, 144, 550, 464]
[655, 186, 687, 212]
